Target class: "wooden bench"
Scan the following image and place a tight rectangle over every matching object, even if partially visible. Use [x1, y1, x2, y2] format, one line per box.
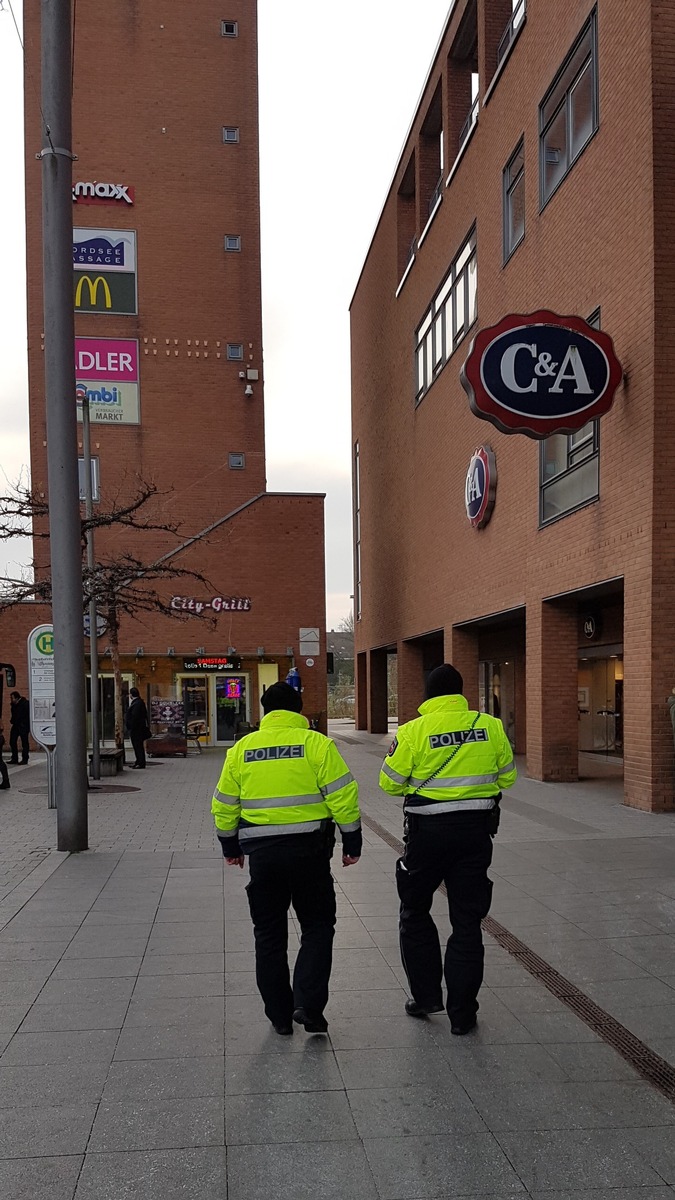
[89, 747, 124, 778]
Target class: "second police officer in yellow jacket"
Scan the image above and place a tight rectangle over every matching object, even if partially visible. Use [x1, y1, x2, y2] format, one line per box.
[380, 663, 516, 1034]
[212, 681, 361, 1036]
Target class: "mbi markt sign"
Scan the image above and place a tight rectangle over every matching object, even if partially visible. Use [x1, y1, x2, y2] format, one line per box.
[460, 311, 623, 439]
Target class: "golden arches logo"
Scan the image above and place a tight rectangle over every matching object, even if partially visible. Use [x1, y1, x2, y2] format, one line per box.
[74, 275, 112, 309]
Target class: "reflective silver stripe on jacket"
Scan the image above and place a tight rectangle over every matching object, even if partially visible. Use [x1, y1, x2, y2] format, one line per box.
[213, 788, 239, 806]
[408, 772, 500, 789]
[237, 820, 323, 840]
[404, 797, 496, 815]
[337, 819, 361, 832]
[242, 793, 324, 810]
[381, 761, 409, 785]
[498, 760, 515, 776]
[321, 771, 354, 796]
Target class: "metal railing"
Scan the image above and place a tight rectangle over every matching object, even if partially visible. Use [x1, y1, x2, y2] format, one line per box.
[458, 97, 479, 153]
[428, 174, 443, 216]
[407, 235, 417, 264]
[497, 0, 526, 67]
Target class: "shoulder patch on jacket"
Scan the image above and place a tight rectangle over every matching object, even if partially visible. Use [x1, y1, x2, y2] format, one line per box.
[387, 737, 398, 757]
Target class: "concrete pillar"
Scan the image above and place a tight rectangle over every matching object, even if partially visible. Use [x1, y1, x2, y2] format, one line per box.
[355, 651, 367, 731]
[445, 626, 480, 709]
[624, 576, 675, 812]
[446, 59, 474, 165]
[367, 648, 389, 735]
[398, 640, 425, 725]
[527, 600, 578, 782]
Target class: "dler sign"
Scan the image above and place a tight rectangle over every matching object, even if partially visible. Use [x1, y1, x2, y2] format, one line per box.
[461, 312, 623, 438]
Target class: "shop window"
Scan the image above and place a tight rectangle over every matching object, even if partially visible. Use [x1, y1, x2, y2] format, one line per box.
[540, 9, 598, 207]
[224, 235, 241, 252]
[222, 127, 240, 143]
[540, 311, 600, 524]
[415, 228, 476, 405]
[78, 456, 100, 503]
[503, 137, 525, 261]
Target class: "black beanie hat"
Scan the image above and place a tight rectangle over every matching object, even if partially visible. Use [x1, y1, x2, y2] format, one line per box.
[426, 664, 464, 700]
[261, 681, 303, 714]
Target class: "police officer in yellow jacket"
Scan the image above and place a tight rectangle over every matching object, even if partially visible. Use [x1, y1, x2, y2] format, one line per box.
[212, 682, 361, 1036]
[379, 664, 516, 1034]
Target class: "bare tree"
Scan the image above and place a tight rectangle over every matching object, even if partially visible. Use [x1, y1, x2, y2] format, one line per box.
[0, 478, 214, 748]
[338, 611, 355, 634]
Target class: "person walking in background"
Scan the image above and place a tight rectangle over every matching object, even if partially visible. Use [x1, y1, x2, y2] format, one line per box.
[379, 663, 516, 1035]
[0, 721, 10, 789]
[126, 687, 151, 770]
[211, 681, 361, 1036]
[8, 691, 30, 765]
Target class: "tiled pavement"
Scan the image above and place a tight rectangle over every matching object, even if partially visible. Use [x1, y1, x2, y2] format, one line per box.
[0, 734, 672, 1198]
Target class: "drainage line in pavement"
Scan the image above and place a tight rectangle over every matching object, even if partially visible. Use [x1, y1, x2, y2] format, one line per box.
[360, 812, 675, 1106]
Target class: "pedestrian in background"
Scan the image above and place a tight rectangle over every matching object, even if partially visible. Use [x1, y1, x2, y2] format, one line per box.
[8, 691, 30, 765]
[126, 687, 151, 770]
[0, 722, 10, 790]
[379, 663, 516, 1034]
[212, 681, 361, 1035]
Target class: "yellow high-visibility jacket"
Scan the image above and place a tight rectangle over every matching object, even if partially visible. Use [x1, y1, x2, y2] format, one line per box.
[212, 710, 361, 855]
[379, 694, 516, 814]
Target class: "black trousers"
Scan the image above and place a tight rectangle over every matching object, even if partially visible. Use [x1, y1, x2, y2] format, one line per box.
[0, 755, 9, 788]
[396, 811, 494, 1023]
[246, 843, 337, 1026]
[130, 731, 146, 768]
[9, 728, 29, 763]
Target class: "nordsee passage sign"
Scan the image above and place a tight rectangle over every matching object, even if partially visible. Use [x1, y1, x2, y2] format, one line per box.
[460, 311, 623, 438]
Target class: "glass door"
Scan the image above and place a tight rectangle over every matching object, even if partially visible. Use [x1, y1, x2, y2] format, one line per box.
[181, 676, 209, 743]
[214, 675, 248, 744]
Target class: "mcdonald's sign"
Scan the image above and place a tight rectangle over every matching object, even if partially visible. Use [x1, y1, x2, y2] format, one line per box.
[75, 275, 112, 309]
[72, 266, 136, 315]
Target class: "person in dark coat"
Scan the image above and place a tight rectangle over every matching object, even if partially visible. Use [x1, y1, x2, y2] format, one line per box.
[126, 688, 151, 769]
[0, 722, 10, 789]
[9, 692, 30, 765]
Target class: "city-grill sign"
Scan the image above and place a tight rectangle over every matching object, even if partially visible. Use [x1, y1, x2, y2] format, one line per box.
[72, 182, 135, 205]
[171, 596, 252, 614]
[465, 445, 497, 529]
[460, 311, 623, 439]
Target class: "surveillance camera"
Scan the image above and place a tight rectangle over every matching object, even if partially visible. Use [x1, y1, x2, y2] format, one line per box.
[238, 371, 246, 379]
[244, 384, 254, 397]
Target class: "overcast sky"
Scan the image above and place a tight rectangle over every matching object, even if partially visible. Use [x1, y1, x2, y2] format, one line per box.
[0, 0, 452, 628]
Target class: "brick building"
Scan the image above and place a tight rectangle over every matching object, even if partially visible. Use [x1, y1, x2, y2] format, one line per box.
[350, 0, 675, 811]
[0, 0, 327, 743]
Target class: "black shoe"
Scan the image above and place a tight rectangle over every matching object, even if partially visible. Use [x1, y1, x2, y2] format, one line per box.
[405, 1000, 444, 1018]
[8, 760, 18, 766]
[0, 784, 9, 790]
[293, 1007, 328, 1034]
[272, 1022, 293, 1036]
[21, 760, 29, 765]
[451, 1016, 477, 1036]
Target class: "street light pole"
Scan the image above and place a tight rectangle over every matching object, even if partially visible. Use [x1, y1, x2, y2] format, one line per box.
[81, 397, 100, 780]
[39, 0, 88, 849]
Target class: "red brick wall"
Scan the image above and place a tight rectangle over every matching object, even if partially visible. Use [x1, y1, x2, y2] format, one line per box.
[352, 0, 670, 807]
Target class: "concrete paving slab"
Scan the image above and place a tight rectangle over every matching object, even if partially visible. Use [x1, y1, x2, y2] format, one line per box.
[225, 1050, 344, 1095]
[0, 1028, 119, 1066]
[113, 1022, 224, 1061]
[496, 1128, 665, 1191]
[347, 1084, 486, 1138]
[73, 1147, 227, 1199]
[103, 1056, 224, 1102]
[0, 1154, 83, 1200]
[0, 1061, 108, 1108]
[226, 1089, 358, 1144]
[363, 1131, 525, 1198]
[227, 1140, 379, 1200]
[88, 1096, 223, 1152]
[0, 1101, 97, 1158]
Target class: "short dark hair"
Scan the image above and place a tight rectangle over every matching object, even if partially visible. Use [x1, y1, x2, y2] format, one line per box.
[10, 691, 20, 700]
[129, 687, 140, 698]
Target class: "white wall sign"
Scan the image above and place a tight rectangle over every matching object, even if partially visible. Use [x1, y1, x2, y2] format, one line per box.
[299, 627, 320, 655]
[28, 624, 56, 747]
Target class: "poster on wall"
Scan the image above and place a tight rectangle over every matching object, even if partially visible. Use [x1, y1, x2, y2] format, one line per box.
[75, 337, 140, 424]
[151, 699, 185, 728]
[73, 228, 137, 315]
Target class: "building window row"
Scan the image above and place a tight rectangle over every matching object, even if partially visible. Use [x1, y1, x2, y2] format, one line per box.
[540, 9, 598, 207]
[415, 229, 476, 405]
[353, 441, 362, 622]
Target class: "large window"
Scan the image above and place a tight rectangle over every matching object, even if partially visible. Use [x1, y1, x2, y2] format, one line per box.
[539, 9, 598, 207]
[415, 229, 477, 404]
[540, 311, 600, 524]
[353, 441, 362, 621]
[503, 138, 525, 261]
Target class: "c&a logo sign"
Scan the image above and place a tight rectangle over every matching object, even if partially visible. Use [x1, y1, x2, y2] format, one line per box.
[465, 446, 497, 529]
[461, 311, 623, 438]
